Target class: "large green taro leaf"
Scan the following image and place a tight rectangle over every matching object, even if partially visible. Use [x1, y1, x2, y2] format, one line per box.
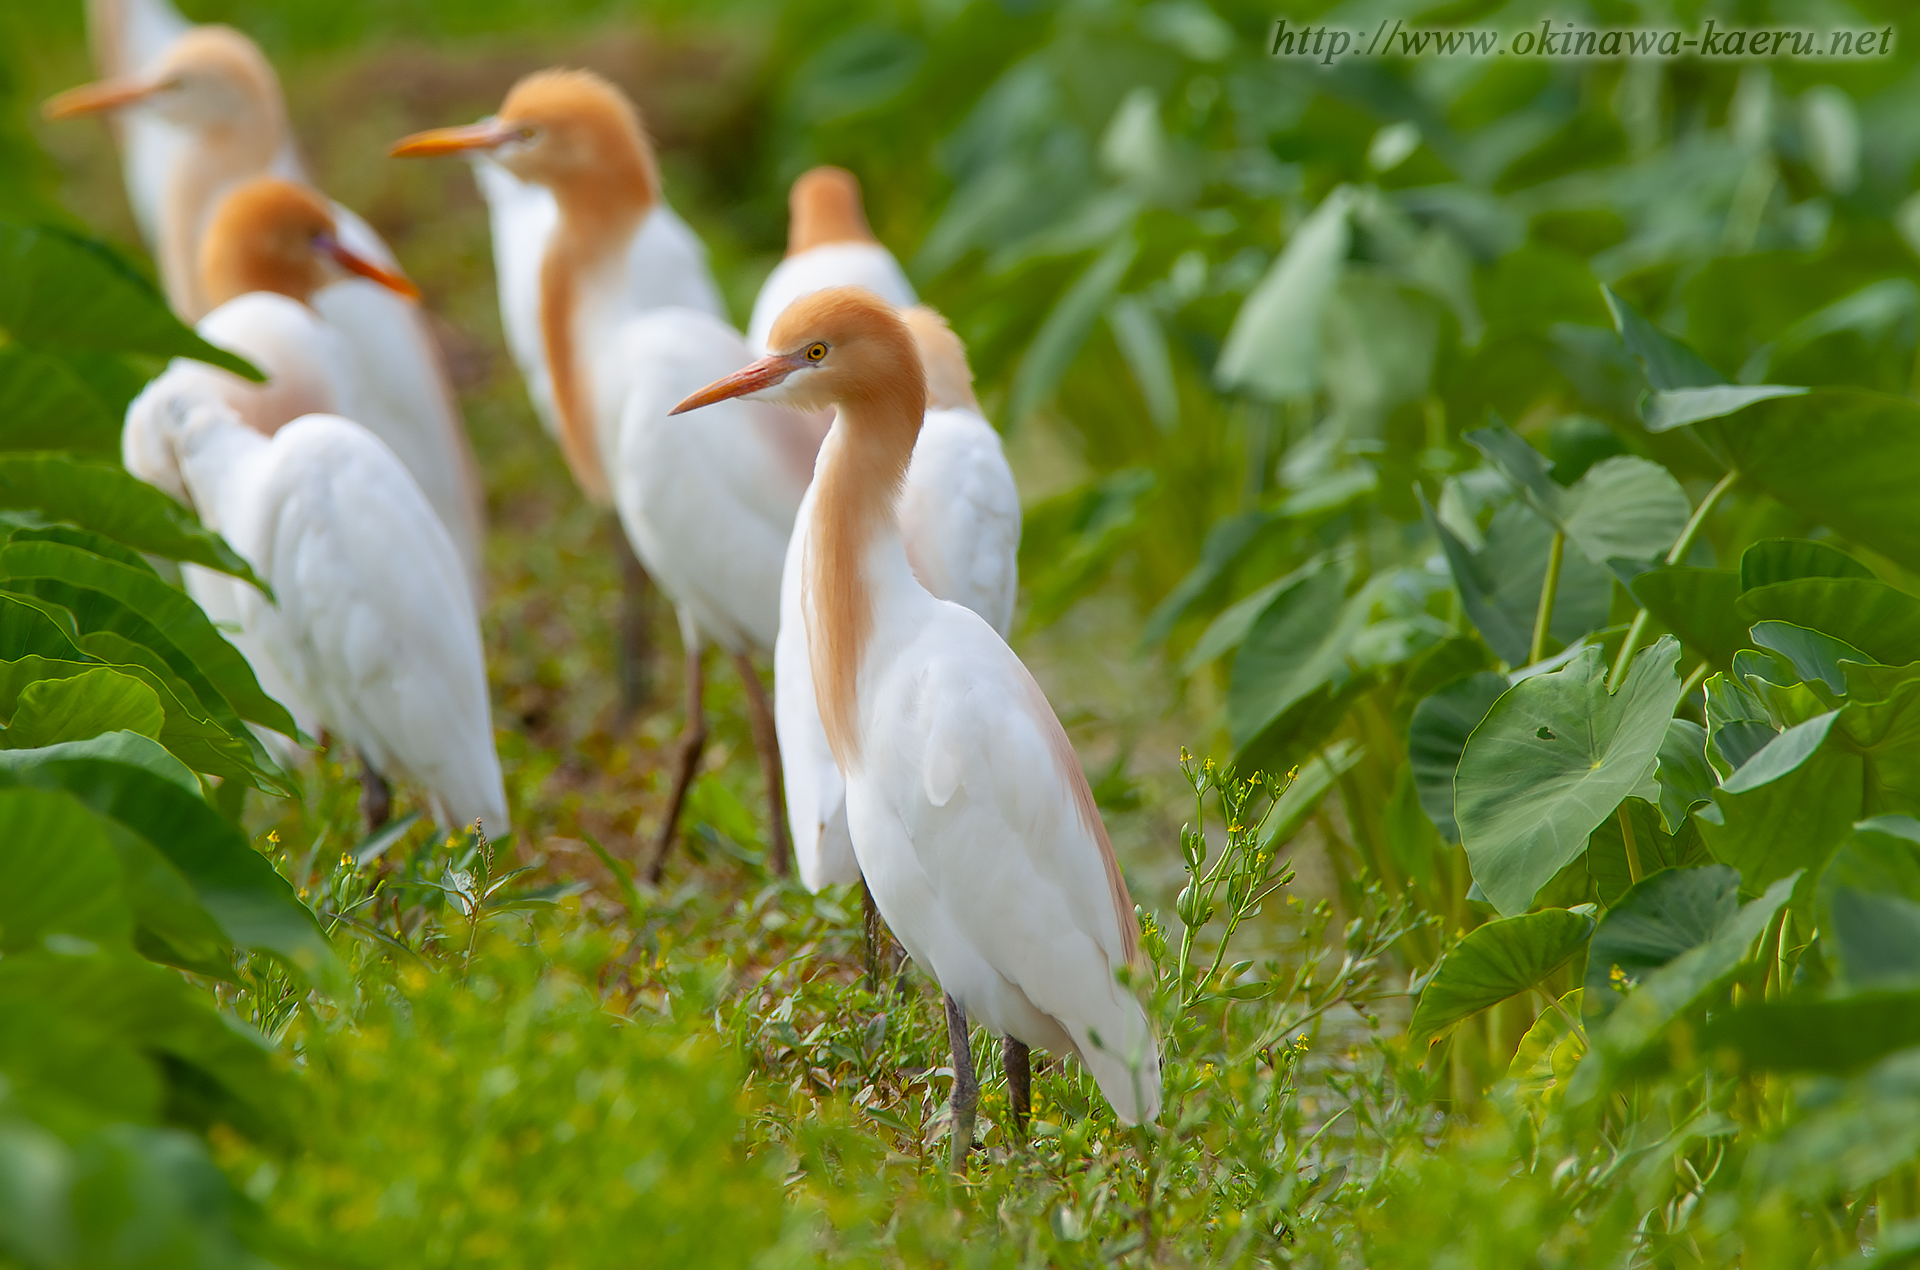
[1700, 990, 1920, 1074]
[0, 455, 262, 588]
[1467, 422, 1690, 566]
[0, 745, 331, 978]
[0, 540, 295, 736]
[0, 785, 131, 954]
[1570, 872, 1797, 1098]
[1697, 712, 1858, 893]
[0, 666, 163, 750]
[1739, 537, 1875, 591]
[1422, 493, 1611, 666]
[1704, 389, 1920, 576]
[1457, 639, 1684, 916]
[1407, 908, 1594, 1049]
[1407, 671, 1508, 843]
[1738, 577, 1920, 667]
[1628, 567, 1747, 669]
[1227, 559, 1356, 749]
[1583, 864, 1740, 1018]
[0, 223, 259, 379]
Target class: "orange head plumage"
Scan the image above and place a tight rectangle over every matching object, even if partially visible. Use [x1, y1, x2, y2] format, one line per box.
[45, 25, 283, 138]
[787, 166, 877, 256]
[200, 176, 418, 309]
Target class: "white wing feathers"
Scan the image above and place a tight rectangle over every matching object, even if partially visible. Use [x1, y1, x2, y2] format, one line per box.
[778, 480, 860, 890]
[855, 608, 1158, 1124]
[612, 309, 811, 656]
[782, 407, 1020, 890]
[897, 408, 1021, 638]
[230, 417, 504, 833]
[310, 205, 487, 604]
[472, 158, 723, 443]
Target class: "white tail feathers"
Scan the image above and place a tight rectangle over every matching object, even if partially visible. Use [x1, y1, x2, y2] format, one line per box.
[1071, 1001, 1164, 1126]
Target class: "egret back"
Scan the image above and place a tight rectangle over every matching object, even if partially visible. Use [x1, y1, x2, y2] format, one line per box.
[234, 415, 505, 833]
[313, 203, 487, 606]
[748, 243, 915, 354]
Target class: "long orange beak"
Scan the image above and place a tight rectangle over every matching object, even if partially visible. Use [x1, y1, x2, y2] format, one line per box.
[43, 75, 164, 120]
[316, 234, 422, 301]
[670, 353, 809, 415]
[388, 121, 517, 158]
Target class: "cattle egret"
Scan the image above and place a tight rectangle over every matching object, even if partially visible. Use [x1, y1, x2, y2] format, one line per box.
[747, 167, 915, 354]
[124, 387, 506, 838]
[780, 306, 1020, 891]
[672, 288, 1160, 1161]
[392, 71, 816, 876]
[45, 9, 486, 597]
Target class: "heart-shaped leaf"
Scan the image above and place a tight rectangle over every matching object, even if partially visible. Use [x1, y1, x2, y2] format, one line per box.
[1408, 908, 1594, 1049]
[1583, 864, 1740, 1018]
[1457, 639, 1684, 916]
[1467, 423, 1690, 566]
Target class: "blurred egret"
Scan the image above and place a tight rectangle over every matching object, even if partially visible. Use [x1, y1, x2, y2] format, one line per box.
[747, 167, 915, 353]
[124, 387, 505, 838]
[672, 287, 1160, 1160]
[391, 71, 812, 876]
[45, 8, 488, 597]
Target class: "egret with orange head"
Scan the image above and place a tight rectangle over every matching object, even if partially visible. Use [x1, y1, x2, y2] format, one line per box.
[393, 71, 812, 876]
[674, 288, 1159, 1162]
[44, 10, 486, 596]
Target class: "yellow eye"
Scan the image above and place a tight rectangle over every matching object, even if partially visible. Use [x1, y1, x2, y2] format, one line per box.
[804, 342, 828, 362]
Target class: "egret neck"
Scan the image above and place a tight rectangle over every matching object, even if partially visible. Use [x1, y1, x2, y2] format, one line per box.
[804, 367, 925, 769]
[535, 124, 656, 503]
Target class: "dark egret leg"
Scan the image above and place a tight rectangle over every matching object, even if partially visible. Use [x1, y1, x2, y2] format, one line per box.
[945, 992, 978, 1171]
[1003, 1036, 1031, 1141]
[611, 522, 654, 721]
[727, 650, 791, 877]
[358, 752, 391, 833]
[646, 640, 706, 883]
[862, 882, 884, 993]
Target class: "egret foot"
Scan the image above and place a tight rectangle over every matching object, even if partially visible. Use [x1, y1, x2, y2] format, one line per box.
[612, 524, 655, 722]
[862, 882, 885, 993]
[729, 650, 790, 877]
[1004, 1036, 1031, 1141]
[647, 643, 706, 883]
[945, 992, 978, 1171]
[358, 754, 391, 832]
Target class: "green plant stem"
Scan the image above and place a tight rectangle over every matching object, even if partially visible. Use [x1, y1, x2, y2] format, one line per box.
[1529, 532, 1565, 666]
[1680, 660, 1711, 701]
[1608, 471, 1740, 689]
[1618, 806, 1643, 884]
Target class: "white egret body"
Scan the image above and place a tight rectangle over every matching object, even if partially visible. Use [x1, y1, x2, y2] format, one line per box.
[392, 71, 814, 873]
[779, 308, 1020, 891]
[751, 171, 1018, 891]
[124, 389, 505, 836]
[672, 288, 1160, 1154]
